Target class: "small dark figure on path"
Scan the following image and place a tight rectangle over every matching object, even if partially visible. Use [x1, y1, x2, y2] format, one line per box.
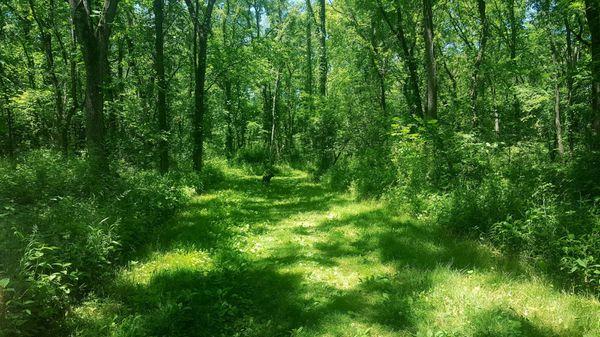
[262, 171, 274, 185]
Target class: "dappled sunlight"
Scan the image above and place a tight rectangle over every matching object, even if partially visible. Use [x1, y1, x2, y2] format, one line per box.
[119, 250, 214, 286]
[71, 171, 600, 337]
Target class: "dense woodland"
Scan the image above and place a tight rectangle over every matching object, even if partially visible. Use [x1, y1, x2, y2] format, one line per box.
[0, 0, 599, 336]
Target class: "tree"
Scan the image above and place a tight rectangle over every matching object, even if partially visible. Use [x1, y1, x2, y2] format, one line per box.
[378, 0, 423, 117]
[154, 0, 169, 173]
[471, 0, 488, 127]
[67, 0, 120, 174]
[318, 0, 327, 96]
[585, 0, 600, 148]
[305, 0, 314, 112]
[422, 0, 437, 120]
[185, 0, 217, 171]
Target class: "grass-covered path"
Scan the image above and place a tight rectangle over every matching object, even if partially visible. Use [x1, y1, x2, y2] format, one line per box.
[73, 169, 600, 337]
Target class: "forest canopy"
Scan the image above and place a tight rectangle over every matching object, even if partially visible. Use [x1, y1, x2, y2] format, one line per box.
[0, 0, 599, 336]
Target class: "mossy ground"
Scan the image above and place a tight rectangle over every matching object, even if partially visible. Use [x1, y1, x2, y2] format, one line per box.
[70, 168, 600, 337]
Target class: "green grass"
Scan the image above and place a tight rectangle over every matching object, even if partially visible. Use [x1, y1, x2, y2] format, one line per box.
[70, 168, 600, 337]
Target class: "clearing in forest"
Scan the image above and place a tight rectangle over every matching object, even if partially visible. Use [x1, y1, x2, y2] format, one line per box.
[72, 169, 600, 337]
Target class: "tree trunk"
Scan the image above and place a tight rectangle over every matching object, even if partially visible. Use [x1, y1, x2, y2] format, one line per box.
[306, 0, 314, 112]
[548, 17, 565, 158]
[554, 80, 565, 157]
[508, 0, 521, 125]
[186, 0, 217, 172]
[471, 0, 488, 127]
[270, 71, 281, 163]
[422, 0, 437, 120]
[379, 2, 424, 117]
[28, 0, 67, 155]
[318, 0, 327, 96]
[65, 24, 79, 156]
[193, 30, 209, 171]
[2, 94, 14, 158]
[154, 0, 169, 173]
[20, 18, 36, 89]
[585, 0, 600, 149]
[225, 80, 235, 159]
[68, 0, 120, 175]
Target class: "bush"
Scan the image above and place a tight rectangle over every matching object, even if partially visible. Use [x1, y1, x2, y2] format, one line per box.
[384, 129, 600, 292]
[235, 147, 268, 166]
[0, 150, 187, 337]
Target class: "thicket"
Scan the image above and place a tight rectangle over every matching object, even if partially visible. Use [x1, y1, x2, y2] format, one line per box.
[0, 151, 188, 336]
[364, 128, 600, 293]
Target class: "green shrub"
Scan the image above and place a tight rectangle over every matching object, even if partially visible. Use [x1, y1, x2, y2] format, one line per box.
[384, 129, 600, 292]
[0, 150, 88, 204]
[235, 147, 268, 165]
[0, 150, 187, 337]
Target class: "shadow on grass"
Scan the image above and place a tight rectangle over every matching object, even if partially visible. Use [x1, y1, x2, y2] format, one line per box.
[314, 208, 523, 274]
[81, 172, 592, 337]
[111, 263, 317, 337]
[471, 308, 559, 337]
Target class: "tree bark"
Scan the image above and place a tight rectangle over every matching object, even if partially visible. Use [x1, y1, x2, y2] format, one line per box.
[318, 0, 327, 96]
[68, 0, 120, 175]
[154, 0, 169, 173]
[306, 0, 314, 112]
[422, 0, 437, 120]
[378, 1, 423, 117]
[585, 0, 600, 149]
[554, 80, 565, 157]
[185, 0, 217, 172]
[28, 0, 67, 155]
[225, 80, 235, 159]
[471, 0, 488, 127]
[270, 71, 281, 163]
[508, 0, 521, 123]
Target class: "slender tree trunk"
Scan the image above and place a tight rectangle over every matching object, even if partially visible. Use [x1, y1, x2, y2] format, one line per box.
[565, 19, 576, 153]
[222, 0, 235, 159]
[270, 71, 281, 162]
[262, 85, 272, 147]
[585, 0, 600, 149]
[225, 80, 235, 159]
[554, 80, 565, 157]
[2, 94, 14, 158]
[28, 0, 67, 155]
[186, 0, 217, 172]
[235, 82, 246, 149]
[20, 18, 36, 89]
[422, 0, 437, 120]
[493, 83, 500, 135]
[547, 17, 565, 158]
[306, 0, 314, 112]
[508, 0, 521, 124]
[471, 0, 488, 127]
[65, 24, 79, 156]
[254, 0, 261, 39]
[318, 0, 327, 96]
[379, 2, 423, 117]
[154, 0, 169, 173]
[193, 30, 209, 171]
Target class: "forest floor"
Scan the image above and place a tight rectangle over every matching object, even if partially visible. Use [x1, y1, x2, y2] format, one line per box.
[72, 168, 600, 337]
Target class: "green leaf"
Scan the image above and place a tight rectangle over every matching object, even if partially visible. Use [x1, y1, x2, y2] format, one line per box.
[0, 278, 9, 288]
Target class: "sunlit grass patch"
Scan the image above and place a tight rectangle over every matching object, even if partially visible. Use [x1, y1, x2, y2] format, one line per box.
[69, 298, 126, 337]
[402, 267, 600, 336]
[119, 249, 214, 285]
[291, 314, 405, 337]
